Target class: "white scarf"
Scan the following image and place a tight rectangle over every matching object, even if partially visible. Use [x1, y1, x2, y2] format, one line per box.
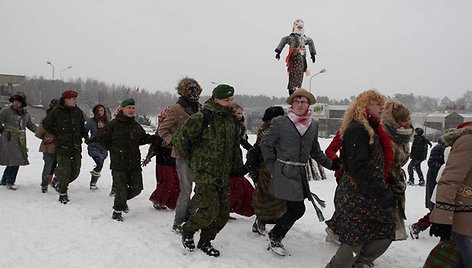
[287, 107, 312, 136]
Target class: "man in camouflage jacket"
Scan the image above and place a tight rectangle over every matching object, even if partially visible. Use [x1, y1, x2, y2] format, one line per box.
[173, 84, 244, 257]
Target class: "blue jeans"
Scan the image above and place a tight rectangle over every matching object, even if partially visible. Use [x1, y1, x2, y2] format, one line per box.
[41, 153, 56, 187]
[88, 146, 108, 172]
[453, 232, 472, 268]
[1, 166, 20, 185]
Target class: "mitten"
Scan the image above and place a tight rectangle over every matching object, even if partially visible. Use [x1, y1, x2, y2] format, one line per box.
[275, 53, 280, 60]
[430, 223, 452, 241]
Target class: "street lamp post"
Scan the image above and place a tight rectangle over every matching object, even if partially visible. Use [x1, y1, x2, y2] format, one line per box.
[308, 68, 326, 92]
[46, 61, 55, 80]
[60, 66, 72, 80]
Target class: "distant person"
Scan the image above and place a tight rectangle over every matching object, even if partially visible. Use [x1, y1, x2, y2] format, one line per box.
[35, 99, 59, 193]
[85, 104, 109, 190]
[157, 77, 202, 233]
[42, 90, 88, 204]
[97, 98, 155, 221]
[0, 92, 37, 190]
[232, 103, 253, 151]
[407, 127, 432, 186]
[173, 84, 244, 257]
[260, 88, 338, 256]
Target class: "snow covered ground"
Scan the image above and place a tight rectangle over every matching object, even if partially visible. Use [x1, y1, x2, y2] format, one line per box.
[0, 132, 437, 268]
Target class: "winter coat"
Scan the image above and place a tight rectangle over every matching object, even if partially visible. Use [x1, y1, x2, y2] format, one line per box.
[275, 33, 316, 57]
[85, 117, 107, 158]
[260, 115, 332, 201]
[382, 113, 414, 241]
[97, 111, 155, 172]
[430, 127, 472, 236]
[326, 119, 395, 245]
[0, 106, 37, 165]
[325, 131, 343, 181]
[172, 99, 243, 187]
[158, 97, 200, 158]
[42, 99, 88, 156]
[427, 142, 446, 168]
[410, 134, 431, 161]
[35, 123, 55, 154]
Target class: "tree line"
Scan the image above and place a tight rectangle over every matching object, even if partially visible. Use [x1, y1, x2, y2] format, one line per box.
[15, 76, 472, 118]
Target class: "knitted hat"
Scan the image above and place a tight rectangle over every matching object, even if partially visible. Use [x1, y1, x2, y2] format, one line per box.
[62, 89, 78, 99]
[286, 88, 316, 105]
[262, 106, 285, 122]
[212, 84, 234, 99]
[120, 98, 135, 107]
[414, 127, 424, 135]
[9, 92, 27, 107]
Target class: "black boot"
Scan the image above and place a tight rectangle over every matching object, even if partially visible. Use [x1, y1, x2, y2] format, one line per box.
[181, 228, 195, 252]
[197, 240, 220, 257]
[90, 171, 100, 190]
[112, 210, 123, 222]
[59, 193, 69, 204]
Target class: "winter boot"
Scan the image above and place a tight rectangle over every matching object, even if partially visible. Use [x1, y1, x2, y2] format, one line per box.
[418, 180, 425, 187]
[181, 228, 195, 252]
[59, 193, 69, 204]
[6, 184, 17, 191]
[112, 210, 123, 222]
[152, 202, 167, 210]
[252, 218, 266, 236]
[41, 185, 48, 193]
[90, 171, 101, 190]
[409, 224, 420, 239]
[267, 231, 286, 256]
[172, 223, 184, 235]
[197, 240, 220, 257]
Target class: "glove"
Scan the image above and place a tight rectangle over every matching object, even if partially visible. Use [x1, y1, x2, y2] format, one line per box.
[376, 191, 395, 209]
[331, 158, 342, 171]
[275, 53, 280, 60]
[430, 223, 452, 241]
[311, 53, 316, 63]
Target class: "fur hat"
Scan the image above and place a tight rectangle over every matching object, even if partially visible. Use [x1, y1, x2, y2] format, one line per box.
[286, 88, 316, 105]
[120, 98, 135, 107]
[9, 92, 27, 107]
[212, 84, 234, 99]
[176, 77, 203, 99]
[262, 106, 285, 122]
[62, 89, 78, 99]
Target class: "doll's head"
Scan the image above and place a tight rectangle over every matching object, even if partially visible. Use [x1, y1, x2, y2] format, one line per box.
[292, 19, 305, 35]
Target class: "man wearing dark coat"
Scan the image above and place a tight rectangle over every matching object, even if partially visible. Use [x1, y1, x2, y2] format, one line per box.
[43, 90, 88, 203]
[97, 98, 155, 221]
[407, 127, 432, 186]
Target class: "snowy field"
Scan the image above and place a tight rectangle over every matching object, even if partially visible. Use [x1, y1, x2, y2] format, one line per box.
[0, 131, 437, 268]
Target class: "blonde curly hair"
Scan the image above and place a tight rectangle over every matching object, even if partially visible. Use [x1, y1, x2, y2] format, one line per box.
[339, 89, 386, 144]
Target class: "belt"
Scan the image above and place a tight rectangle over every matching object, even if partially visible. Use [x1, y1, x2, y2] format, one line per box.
[277, 158, 308, 166]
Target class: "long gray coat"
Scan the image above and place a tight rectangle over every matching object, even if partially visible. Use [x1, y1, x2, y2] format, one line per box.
[0, 106, 37, 166]
[260, 116, 332, 201]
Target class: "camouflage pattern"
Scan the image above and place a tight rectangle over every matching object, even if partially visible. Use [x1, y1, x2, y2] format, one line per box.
[173, 99, 244, 187]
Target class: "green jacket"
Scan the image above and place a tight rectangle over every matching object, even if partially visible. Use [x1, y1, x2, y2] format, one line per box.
[42, 99, 87, 156]
[173, 99, 243, 186]
[97, 112, 155, 171]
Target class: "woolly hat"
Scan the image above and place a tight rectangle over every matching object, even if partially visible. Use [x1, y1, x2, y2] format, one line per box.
[120, 98, 135, 107]
[262, 106, 285, 122]
[9, 92, 27, 107]
[414, 127, 424, 135]
[212, 84, 234, 99]
[62, 89, 78, 99]
[286, 88, 316, 105]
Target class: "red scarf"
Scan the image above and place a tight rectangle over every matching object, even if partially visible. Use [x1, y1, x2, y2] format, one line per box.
[366, 111, 393, 182]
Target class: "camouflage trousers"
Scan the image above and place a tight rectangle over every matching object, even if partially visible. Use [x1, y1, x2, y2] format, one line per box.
[112, 170, 143, 211]
[57, 153, 81, 194]
[184, 183, 230, 243]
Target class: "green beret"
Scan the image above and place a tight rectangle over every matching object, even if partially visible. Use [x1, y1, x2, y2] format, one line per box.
[212, 84, 234, 99]
[120, 98, 135, 107]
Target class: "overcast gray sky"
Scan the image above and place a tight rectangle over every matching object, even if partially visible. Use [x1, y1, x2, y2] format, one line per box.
[1, 0, 471, 100]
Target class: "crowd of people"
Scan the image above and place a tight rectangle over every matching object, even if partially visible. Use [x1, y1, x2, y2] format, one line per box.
[0, 82, 471, 267]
